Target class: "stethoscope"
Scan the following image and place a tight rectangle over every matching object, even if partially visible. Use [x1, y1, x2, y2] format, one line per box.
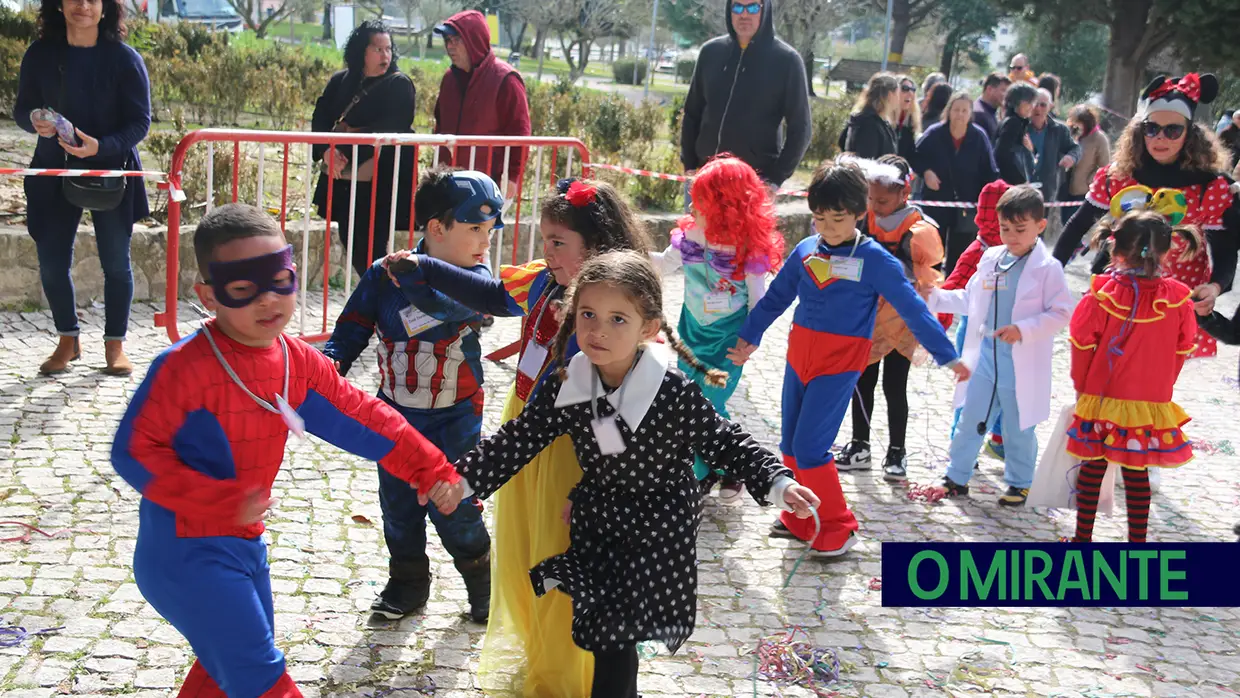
[976, 249, 1030, 436]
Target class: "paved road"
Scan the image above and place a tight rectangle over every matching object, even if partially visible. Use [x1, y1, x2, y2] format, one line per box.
[1, 266, 1238, 698]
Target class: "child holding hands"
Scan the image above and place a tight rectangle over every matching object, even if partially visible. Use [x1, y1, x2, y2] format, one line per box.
[929, 185, 1075, 505]
[453, 251, 819, 698]
[111, 204, 463, 698]
[728, 157, 966, 557]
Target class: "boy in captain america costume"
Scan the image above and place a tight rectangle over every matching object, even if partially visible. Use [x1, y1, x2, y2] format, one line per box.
[729, 157, 968, 557]
[323, 169, 501, 624]
[111, 203, 465, 698]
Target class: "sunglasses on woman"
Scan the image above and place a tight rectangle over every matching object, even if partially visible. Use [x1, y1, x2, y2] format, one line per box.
[900, 83, 916, 93]
[1142, 121, 1187, 140]
[731, 2, 761, 14]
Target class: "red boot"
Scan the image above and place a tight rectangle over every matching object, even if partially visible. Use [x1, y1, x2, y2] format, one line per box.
[258, 671, 303, 698]
[176, 661, 226, 698]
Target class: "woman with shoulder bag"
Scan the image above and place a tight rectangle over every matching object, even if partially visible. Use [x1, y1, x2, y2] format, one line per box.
[15, 0, 151, 376]
[312, 20, 417, 277]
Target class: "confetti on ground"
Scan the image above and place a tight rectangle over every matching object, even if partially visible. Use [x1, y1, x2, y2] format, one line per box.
[905, 483, 947, 503]
[867, 577, 882, 591]
[753, 628, 843, 697]
[0, 521, 94, 543]
[0, 622, 62, 648]
[350, 514, 373, 524]
[1192, 439, 1236, 457]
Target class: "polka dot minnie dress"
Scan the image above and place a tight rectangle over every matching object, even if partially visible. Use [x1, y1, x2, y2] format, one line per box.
[1085, 166, 1235, 358]
[455, 344, 794, 654]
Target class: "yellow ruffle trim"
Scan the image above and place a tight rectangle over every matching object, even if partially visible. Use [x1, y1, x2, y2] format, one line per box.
[1073, 394, 1189, 430]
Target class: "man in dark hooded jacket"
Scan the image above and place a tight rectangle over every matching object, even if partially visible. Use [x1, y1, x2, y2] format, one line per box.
[680, 0, 812, 189]
[433, 10, 531, 192]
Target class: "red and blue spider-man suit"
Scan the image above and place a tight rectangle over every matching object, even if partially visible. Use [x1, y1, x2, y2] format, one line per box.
[738, 234, 958, 551]
[111, 320, 458, 698]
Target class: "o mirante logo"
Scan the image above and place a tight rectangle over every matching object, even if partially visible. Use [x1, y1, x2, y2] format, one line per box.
[881, 543, 1238, 607]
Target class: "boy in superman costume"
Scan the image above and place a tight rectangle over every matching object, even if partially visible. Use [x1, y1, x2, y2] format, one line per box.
[111, 204, 465, 698]
[729, 157, 968, 556]
[324, 169, 502, 624]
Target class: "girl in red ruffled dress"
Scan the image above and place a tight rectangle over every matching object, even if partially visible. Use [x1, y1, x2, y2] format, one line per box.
[1067, 210, 1203, 543]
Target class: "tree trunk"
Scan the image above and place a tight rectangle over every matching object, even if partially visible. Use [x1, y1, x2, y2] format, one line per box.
[576, 40, 592, 81]
[323, 2, 332, 42]
[619, 40, 627, 59]
[513, 21, 528, 52]
[1102, 0, 1160, 118]
[887, 0, 911, 62]
[802, 49, 816, 96]
[533, 25, 547, 59]
[939, 30, 958, 78]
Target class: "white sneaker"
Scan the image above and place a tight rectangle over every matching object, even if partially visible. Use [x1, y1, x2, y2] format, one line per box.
[835, 441, 872, 471]
[811, 532, 860, 558]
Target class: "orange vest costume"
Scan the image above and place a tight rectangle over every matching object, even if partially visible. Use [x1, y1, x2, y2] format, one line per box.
[864, 208, 944, 364]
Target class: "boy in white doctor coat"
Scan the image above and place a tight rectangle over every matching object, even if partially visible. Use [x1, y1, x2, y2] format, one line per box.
[929, 186, 1075, 505]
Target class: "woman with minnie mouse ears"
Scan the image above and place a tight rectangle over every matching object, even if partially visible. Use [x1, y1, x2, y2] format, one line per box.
[380, 177, 650, 696]
[1053, 72, 1240, 362]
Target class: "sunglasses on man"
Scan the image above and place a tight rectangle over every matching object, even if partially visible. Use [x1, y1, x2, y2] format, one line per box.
[731, 2, 761, 14]
[1142, 121, 1187, 140]
[1010, 64, 1026, 71]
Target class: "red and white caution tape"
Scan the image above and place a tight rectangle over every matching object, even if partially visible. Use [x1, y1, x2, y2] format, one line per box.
[0, 167, 164, 178]
[587, 162, 1080, 207]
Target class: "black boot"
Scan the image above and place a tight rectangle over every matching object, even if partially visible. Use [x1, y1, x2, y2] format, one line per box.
[455, 552, 491, 623]
[370, 556, 432, 621]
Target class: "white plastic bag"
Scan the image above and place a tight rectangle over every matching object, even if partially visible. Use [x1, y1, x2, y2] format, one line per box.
[1028, 404, 1116, 514]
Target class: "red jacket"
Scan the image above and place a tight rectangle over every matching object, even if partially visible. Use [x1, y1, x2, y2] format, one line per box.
[433, 10, 530, 185]
[937, 179, 1010, 327]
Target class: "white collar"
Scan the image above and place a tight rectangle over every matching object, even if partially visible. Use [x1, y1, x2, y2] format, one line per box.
[554, 341, 672, 431]
[985, 239, 1050, 269]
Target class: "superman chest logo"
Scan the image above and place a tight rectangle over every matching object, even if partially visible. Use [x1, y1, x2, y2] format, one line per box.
[803, 254, 836, 290]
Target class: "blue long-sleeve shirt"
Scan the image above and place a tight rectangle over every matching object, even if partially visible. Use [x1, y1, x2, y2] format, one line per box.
[739, 235, 958, 366]
[323, 255, 488, 411]
[16, 38, 151, 218]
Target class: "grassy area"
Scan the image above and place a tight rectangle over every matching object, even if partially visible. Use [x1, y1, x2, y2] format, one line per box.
[260, 23, 665, 85]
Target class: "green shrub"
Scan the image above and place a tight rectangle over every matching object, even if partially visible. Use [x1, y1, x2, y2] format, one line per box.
[667, 94, 686, 146]
[625, 100, 662, 148]
[0, 7, 37, 43]
[612, 58, 648, 86]
[619, 145, 682, 211]
[675, 58, 695, 83]
[804, 95, 853, 166]
[0, 36, 23, 117]
[588, 95, 629, 157]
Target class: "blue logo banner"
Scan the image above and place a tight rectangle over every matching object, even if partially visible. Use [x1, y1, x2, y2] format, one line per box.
[880, 543, 1240, 607]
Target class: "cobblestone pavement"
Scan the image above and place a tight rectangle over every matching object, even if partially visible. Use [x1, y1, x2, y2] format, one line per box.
[1, 266, 1239, 698]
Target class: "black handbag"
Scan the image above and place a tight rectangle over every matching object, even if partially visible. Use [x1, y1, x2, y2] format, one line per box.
[57, 48, 125, 212]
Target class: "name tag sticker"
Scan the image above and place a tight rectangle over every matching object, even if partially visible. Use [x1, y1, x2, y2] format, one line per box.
[518, 341, 550, 379]
[592, 416, 626, 455]
[704, 291, 731, 314]
[399, 305, 444, 337]
[830, 257, 864, 281]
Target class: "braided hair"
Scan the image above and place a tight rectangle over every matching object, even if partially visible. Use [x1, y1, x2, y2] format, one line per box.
[549, 250, 727, 388]
[1090, 210, 1203, 278]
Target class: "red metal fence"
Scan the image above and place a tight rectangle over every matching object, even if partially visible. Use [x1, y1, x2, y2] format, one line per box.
[151, 129, 590, 352]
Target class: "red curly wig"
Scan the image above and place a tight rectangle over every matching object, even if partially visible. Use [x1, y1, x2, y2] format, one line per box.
[686, 155, 784, 277]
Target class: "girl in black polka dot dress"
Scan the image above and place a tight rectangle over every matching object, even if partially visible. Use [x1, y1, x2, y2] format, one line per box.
[455, 251, 819, 698]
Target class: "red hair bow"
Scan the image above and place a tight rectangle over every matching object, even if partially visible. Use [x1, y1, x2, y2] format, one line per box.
[1150, 74, 1201, 102]
[565, 181, 598, 207]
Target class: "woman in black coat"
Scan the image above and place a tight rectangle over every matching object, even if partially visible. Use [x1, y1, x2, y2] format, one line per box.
[843, 72, 899, 159]
[312, 20, 417, 276]
[993, 83, 1038, 184]
[914, 91, 1000, 272]
[15, 0, 150, 376]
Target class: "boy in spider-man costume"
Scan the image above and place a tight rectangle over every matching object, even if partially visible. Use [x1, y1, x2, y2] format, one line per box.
[111, 204, 465, 698]
[729, 157, 968, 557]
[324, 169, 502, 624]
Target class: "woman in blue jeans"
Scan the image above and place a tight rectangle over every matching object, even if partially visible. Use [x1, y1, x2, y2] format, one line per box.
[16, 0, 151, 376]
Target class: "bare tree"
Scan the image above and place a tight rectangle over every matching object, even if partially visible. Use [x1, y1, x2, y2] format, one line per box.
[778, 0, 840, 96]
[554, 0, 650, 81]
[508, 0, 570, 81]
[223, 0, 315, 38]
